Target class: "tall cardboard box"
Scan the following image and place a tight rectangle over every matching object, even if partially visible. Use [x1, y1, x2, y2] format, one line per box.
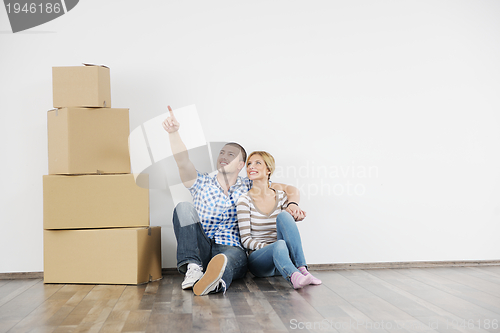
[44, 227, 162, 285]
[52, 65, 111, 108]
[47, 107, 131, 174]
[43, 174, 149, 230]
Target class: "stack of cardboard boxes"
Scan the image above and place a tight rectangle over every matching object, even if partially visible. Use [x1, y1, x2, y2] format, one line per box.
[43, 65, 162, 284]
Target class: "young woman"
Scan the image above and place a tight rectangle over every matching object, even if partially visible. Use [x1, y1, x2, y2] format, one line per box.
[236, 151, 321, 289]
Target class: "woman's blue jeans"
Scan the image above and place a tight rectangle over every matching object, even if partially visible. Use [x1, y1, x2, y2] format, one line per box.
[248, 211, 307, 282]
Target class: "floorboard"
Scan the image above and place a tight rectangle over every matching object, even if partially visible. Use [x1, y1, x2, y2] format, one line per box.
[0, 267, 499, 333]
[369, 269, 498, 332]
[0, 280, 40, 308]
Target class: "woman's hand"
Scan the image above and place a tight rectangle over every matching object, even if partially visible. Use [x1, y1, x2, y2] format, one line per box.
[286, 204, 306, 221]
[162, 105, 180, 133]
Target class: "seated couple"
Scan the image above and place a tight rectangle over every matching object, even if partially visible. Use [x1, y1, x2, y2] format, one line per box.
[163, 106, 321, 295]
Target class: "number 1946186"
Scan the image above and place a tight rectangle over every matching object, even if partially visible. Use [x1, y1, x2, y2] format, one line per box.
[6, 2, 61, 14]
[447, 319, 498, 330]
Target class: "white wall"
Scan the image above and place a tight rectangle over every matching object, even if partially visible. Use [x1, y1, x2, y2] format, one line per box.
[1, 0, 499, 273]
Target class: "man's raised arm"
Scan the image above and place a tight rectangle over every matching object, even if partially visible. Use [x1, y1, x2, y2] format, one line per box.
[162, 106, 197, 188]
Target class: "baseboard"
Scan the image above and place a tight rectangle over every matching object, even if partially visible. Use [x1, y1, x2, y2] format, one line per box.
[0, 272, 44, 280]
[162, 259, 500, 274]
[0, 270, 182, 280]
[2, 260, 499, 280]
[162, 268, 180, 275]
[307, 259, 500, 271]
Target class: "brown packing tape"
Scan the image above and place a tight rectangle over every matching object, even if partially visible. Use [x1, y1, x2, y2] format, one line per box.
[52, 172, 133, 176]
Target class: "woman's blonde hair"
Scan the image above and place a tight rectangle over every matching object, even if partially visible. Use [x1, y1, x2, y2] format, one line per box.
[247, 151, 276, 181]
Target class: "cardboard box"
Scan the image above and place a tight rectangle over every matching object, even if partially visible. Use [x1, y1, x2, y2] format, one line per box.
[47, 107, 131, 174]
[43, 174, 149, 230]
[44, 227, 162, 285]
[52, 65, 111, 108]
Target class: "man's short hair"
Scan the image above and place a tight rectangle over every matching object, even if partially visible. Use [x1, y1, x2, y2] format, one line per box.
[225, 142, 247, 162]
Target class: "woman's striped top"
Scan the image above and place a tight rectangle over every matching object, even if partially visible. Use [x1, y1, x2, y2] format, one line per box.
[236, 189, 288, 251]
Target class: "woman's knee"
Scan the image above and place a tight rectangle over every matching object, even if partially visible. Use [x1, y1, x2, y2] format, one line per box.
[276, 211, 296, 229]
[277, 211, 294, 223]
[278, 210, 293, 218]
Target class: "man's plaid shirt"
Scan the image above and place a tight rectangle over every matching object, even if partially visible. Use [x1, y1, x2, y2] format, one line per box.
[189, 171, 252, 248]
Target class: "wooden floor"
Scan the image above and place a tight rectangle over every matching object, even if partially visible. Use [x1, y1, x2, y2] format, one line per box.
[1, 266, 500, 333]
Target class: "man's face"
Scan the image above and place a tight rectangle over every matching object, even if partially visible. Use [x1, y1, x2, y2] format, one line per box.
[217, 145, 243, 173]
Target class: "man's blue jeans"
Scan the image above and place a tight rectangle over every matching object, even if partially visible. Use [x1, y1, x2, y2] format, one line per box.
[247, 211, 307, 282]
[172, 202, 248, 288]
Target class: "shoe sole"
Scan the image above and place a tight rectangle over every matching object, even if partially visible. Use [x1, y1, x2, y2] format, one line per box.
[193, 254, 227, 296]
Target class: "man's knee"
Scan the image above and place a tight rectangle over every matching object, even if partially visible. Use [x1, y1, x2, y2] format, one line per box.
[173, 202, 198, 227]
[174, 202, 195, 215]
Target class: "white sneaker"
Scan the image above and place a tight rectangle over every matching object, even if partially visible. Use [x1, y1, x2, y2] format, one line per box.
[181, 264, 203, 290]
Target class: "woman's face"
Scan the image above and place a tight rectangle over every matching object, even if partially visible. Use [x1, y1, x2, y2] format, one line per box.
[246, 154, 269, 180]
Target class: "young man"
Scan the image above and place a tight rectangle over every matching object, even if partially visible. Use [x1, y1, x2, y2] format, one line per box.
[162, 106, 306, 295]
